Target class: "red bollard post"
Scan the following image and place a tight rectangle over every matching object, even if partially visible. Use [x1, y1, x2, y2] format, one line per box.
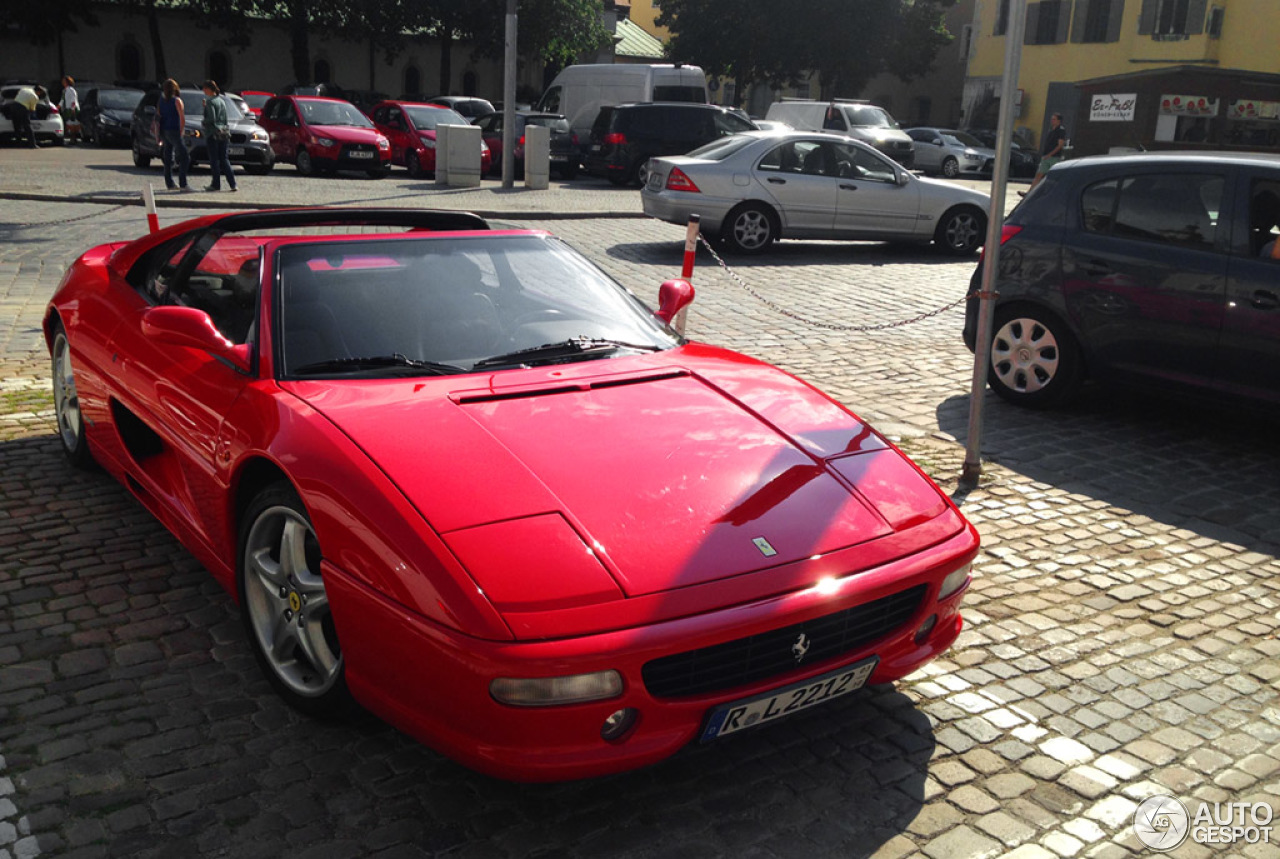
[676, 214, 700, 335]
[143, 183, 159, 234]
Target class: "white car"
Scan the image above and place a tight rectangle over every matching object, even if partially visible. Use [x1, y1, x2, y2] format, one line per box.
[642, 130, 989, 255]
[0, 85, 65, 145]
[906, 127, 995, 178]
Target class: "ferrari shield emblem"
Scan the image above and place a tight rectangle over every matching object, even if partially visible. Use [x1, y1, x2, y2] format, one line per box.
[753, 537, 777, 557]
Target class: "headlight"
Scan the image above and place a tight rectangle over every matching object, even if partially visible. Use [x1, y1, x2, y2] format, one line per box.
[251, 129, 268, 142]
[490, 670, 623, 706]
[939, 563, 972, 600]
[184, 128, 202, 139]
[376, 136, 390, 150]
[421, 138, 435, 149]
[314, 136, 336, 147]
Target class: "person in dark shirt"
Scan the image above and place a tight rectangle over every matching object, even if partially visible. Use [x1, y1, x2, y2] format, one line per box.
[1029, 113, 1066, 191]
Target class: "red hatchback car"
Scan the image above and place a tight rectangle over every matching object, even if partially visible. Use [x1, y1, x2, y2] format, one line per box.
[369, 100, 491, 178]
[45, 208, 979, 781]
[258, 95, 391, 176]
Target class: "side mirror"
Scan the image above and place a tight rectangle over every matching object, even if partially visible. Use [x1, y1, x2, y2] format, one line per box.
[897, 169, 910, 186]
[141, 306, 251, 373]
[655, 278, 695, 325]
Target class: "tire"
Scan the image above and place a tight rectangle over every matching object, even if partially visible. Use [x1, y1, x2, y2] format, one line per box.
[132, 140, 150, 168]
[722, 202, 777, 254]
[934, 206, 985, 256]
[296, 148, 314, 176]
[238, 482, 352, 717]
[407, 150, 424, 179]
[987, 305, 1082, 408]
[942, 156, 960, 179]
[92, 123, 103, 147]
[50, 321, 93, 469]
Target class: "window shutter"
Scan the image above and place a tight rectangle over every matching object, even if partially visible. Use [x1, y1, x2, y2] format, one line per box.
[1138, 0, 1157, 34]
[1025, 2, 1041, 42]
[1056, 0, 1073, 42]
[1072, 0, 1091, 41]
[1107, 0, 1126, 41]
[1186, 0, 1208, 34]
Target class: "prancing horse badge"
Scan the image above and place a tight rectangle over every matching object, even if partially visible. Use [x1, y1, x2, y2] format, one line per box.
[752, 537, 777, 557]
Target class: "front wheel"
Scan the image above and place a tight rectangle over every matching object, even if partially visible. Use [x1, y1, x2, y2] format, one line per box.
[941, 156, 960, 178]
[987, 306, 1083, 408]
[238, 483, 352, 716]
[51, 322, 93, 468]
[132, 140, 150, 168]
[407, 150, 425, 178]
[934, 207, 985, 256]
[722, 202, 777, 254]
[295, 148, 314, 176]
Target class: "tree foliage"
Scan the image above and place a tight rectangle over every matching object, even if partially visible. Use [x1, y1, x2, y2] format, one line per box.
[658, 0, 955, 104]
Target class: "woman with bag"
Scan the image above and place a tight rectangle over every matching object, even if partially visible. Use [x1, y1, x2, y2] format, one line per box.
[201, 80, 237, 192]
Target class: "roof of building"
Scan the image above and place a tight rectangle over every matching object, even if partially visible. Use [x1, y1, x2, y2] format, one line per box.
[614, 16, 665, 60]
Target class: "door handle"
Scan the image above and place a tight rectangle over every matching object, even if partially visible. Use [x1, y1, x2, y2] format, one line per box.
[766, 177, 786, 184]
[1251, 289, 1280, 310]
[839, 184, 858, 191]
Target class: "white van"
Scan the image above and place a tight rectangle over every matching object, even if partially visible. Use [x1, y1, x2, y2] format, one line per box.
[765, 99, 915, 167]
[535, 63, 708, 150]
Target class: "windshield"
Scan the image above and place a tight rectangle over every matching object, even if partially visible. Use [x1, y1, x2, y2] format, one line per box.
[945, 131, 984, 148]
[405, 106, 468, 130]
[847, 106, 898, 129]
[179, 90, 244, 121]
[242, 93, 272, 108]
[298, 100, 373, 127]
[275, 235, 678, 378]
[100, 89, 144, 111]
[686, 135, 756, 161]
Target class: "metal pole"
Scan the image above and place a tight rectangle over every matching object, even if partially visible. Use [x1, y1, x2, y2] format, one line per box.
[501, 0, 518, 189]
[961, 0, 1028, 485]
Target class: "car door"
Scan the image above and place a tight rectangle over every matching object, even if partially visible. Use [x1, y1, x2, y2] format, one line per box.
[104, 232, 258, 555]
[1216, 171, 1280, 403]
[1061, 169, 1229, 389]
[831, 143, 921, 238]
[262, 98, 299, 160]
[907, 129, 941, 172]
[753, 139, 837, 234]
[374, 105, 412, 166]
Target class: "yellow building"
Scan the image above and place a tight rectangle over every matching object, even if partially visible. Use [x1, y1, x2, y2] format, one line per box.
[965, 0, 1280, 151]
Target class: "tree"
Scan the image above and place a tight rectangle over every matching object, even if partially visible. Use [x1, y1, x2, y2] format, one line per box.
[1, 0, 98, 77]
[456, 0, 612, 93]
[659, 0, 955, 105]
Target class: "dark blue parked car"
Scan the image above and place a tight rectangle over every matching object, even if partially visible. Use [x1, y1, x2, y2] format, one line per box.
[965, 151, 1280, 409]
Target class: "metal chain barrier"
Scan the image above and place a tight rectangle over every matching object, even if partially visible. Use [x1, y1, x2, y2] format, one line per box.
[2, 202, 133, 230]
[696, 234, 979, 332]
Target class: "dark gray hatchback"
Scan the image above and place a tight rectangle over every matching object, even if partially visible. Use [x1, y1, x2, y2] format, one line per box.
[965, 151, 1280, 409]
[585, 102, 756, 186]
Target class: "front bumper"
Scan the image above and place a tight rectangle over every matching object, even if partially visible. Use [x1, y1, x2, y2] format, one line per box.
[328, 515, 978, 781]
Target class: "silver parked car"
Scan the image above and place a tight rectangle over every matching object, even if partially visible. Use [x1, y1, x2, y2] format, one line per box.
[641, 130, 989, 255]
[905, 127, 995, 178]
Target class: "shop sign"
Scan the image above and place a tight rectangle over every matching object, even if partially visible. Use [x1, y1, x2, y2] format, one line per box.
[1229, 99, 1280, 121]
[1161, 95, 1219, 116]
[1090, 93, 1137, 121]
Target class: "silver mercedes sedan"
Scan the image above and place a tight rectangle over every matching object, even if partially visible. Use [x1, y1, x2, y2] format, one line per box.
[641, 130, 990, 255]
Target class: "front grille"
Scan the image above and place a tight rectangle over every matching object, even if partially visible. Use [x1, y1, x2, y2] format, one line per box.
[231, 132, 249, 144]
[642, 585, 926, 699]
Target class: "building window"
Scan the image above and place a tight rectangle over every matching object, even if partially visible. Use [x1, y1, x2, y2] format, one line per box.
[1027, 0, 1069, 44]
[208, 51, 230, 88]
[118, 42, 143, 81]
[1207, 5, 1224, 37]
[994, 0, 1011, 35]
[1082, 0, 1112, 41]
[1156, 0, 1189, 34]
[463, 71, 477, 96]
[403, 65, 421, 97]
[1139, 0, 1206, 37]
[314, 58, 331, 84]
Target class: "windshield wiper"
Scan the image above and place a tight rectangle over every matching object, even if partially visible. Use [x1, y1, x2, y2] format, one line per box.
[292, 354, 467, 376]
[472, 337, 662, 370]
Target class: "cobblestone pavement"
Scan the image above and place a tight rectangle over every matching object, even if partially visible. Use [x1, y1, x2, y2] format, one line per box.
[0, 176, 1277, 859]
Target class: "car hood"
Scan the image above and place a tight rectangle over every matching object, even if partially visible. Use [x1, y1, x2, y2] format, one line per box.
[310, 124, 381, 141]
[283, 346, 952, 600]
[101, 109, 134, 122]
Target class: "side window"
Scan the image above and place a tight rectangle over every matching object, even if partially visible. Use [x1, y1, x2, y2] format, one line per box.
[539, 86, 561, 114]
[850, 145, 897, 182]
[1112, 173, 1222, 251]
[1081, 179, 1120, 234]
[1247, 179, 1280, 258]
[371, 106, 386, 124]
[171, 234, 262, 344]
[822, 106, 847, 131]
[758, 141, 806, 173]
[714, 112, 752, 136]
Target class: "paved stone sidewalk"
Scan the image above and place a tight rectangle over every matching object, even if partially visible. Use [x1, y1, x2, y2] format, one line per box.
[0, 197, 1276, 858]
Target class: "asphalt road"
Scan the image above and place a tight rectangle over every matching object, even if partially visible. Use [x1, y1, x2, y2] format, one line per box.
[0, 147, 1277, 859]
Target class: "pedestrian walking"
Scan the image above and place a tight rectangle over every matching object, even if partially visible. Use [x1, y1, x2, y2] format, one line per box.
[156, 79, 192, 191]
[12, 85, 39, 148]
[201, 80, 237, 193]
[60, 76, 80, 143]
[1029, 113, 1066, 192]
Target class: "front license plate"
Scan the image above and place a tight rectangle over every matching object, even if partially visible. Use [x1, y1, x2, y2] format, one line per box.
[229, 146, 244, 156]
[699, 657, 879, 742]
[349, 151, 374, 159]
